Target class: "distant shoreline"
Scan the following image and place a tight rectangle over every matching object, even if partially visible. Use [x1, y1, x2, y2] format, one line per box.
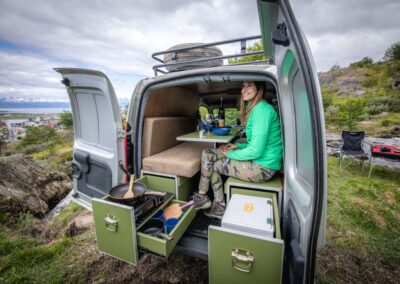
[0, 108, 71, 114]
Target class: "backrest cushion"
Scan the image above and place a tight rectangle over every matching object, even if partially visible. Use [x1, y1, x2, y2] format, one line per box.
[142, 117, 196, 158]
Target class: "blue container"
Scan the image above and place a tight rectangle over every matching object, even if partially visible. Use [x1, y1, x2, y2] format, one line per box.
[202, 124, 214, 132]
[166, 218, 179, 233]
[213, 127, 232, 136]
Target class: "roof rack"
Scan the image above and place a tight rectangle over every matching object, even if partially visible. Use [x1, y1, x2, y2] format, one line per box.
[151, 35, 270, 76]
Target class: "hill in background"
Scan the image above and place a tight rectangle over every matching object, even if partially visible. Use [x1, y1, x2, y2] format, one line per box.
[319, 58, 400, 137]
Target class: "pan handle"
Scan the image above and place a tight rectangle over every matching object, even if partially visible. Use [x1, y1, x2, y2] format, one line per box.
[156, 232, 173, 241]
[119, 160, 131, 176]
[144, 191, 167, 196]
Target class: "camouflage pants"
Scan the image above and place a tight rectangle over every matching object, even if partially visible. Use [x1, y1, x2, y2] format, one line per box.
[198, 148, 276, 202]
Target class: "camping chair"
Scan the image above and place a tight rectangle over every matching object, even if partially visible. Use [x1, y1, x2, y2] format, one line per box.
[339, 131, 369, 170]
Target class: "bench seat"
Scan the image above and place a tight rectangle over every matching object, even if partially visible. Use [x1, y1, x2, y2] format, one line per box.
[142, 141, 212, 178]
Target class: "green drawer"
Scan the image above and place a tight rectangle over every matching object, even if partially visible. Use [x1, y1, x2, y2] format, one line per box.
[137, 199, 196, 257]
[138, 174, 176, 195]
[208, 192, 283, 283]
[141, 172, 197, 201]
[208, 226, 283, 284]
[92, 198, 138, 265]
[92, 196, 195, 265]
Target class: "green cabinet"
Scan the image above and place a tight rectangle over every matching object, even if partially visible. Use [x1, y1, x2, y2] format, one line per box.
[141, 170, 197, 201]
[209, 190, 283, 283]
[209, 226, 284, 284]
[92, 196, 196, 266]
[92, 199, 139, 265]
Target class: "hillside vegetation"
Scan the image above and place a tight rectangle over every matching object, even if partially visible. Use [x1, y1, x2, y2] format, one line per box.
[320, 58, 400, 136]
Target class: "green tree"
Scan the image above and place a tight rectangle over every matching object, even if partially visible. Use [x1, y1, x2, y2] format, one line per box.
[21, 126, 59, 147]
[59, 111, 73, 129]
[384, 41, 400, 61]
[228, 41, 268, 64]
[336, 99, 366, 130]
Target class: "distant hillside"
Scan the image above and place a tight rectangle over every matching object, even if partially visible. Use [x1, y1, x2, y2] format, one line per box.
[318, 59, 400, 137]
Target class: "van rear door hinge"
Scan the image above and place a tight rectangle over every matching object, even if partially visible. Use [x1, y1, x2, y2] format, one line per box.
[272, 22, 290, 47]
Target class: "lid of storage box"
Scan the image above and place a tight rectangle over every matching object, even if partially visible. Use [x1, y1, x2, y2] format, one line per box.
[222, 194, 274, 237]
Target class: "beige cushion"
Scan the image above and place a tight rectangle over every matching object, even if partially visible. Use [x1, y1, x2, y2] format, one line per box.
[142, 117, 196, 158]
[142, 142, 213, 178]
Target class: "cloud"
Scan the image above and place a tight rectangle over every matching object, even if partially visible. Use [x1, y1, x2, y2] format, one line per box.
[0, 0, 399, 102]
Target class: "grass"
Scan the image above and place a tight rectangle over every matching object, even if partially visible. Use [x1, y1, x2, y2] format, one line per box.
[0, 205, 89, 284]
[317, 156, 400, 283]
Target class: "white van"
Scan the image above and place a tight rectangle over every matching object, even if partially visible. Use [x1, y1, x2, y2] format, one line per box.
[55, 1, 327, 283]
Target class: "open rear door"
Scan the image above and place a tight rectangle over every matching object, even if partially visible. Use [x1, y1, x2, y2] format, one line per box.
[55, 68, 124, 209]
[258, 1, 327, 283]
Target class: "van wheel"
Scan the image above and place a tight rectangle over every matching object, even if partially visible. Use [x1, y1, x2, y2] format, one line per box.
[163, 43, 223, 72]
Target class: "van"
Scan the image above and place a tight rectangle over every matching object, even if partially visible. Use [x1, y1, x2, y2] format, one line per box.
[55, 1, 327, 283]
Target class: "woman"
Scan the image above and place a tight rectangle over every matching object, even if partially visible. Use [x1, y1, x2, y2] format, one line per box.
[193, 81, 283, 219]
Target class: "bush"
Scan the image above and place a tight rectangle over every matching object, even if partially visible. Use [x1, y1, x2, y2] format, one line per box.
[351, 56, 374, 68]
[384, 42, 400, 61]
[21, 126, 59, 147]
[366, 97, 400, 114]
[59, 111, 73, 129]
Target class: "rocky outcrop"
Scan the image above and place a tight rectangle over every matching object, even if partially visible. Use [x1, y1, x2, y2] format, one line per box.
[318, 67, 371, 97]
[0, 154, 72, 220]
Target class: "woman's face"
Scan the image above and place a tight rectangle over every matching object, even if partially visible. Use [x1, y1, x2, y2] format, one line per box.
[241, 81, 258, 102]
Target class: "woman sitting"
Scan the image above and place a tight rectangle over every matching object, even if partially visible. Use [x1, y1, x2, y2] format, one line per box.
[193, 81, 283, 219]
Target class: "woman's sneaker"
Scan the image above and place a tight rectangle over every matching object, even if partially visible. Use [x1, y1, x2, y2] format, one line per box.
[203, 200, 225, 220]
[192, 192, 212, 210]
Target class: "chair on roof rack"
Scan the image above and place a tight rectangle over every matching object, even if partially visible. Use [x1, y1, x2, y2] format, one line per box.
[338, 131, 369, 170]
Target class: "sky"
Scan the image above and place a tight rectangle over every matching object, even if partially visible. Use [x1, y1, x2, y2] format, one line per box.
[0, 0, 399, 102]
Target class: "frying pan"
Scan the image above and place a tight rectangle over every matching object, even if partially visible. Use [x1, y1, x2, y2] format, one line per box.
[108, 181, 165, 202]
[141, 219, 173, 241]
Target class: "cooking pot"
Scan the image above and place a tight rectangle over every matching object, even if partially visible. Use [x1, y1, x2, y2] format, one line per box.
[141, 218, 173, 241]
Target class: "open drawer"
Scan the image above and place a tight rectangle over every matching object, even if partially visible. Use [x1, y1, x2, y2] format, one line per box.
[92, 196, 196, 266]
[137, 199, 196, 257]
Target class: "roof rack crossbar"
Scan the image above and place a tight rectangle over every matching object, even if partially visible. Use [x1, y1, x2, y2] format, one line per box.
[152, 50, 265, 74]
[151, 35, 267, 76]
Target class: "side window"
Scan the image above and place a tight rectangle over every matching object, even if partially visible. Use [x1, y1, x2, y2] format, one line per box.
[212, 108, 239, 126]
[289, 56, 314, 187]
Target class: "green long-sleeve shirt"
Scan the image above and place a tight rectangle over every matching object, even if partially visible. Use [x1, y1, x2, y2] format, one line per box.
[226, 100, 283, 170]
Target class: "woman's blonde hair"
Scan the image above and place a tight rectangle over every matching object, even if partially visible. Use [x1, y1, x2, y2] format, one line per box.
[239, 81, 265, 125]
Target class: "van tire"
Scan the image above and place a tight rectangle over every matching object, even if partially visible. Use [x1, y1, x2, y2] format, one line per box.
[164, 43, 223, 72]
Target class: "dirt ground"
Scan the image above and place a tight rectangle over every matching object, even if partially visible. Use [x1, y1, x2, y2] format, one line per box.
[86, 251, 208, 284]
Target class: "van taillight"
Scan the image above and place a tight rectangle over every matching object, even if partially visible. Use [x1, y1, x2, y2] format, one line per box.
[124, 122, 132, 182]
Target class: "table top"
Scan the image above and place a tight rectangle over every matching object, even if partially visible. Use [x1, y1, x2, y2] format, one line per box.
[176, 131, 236, 143]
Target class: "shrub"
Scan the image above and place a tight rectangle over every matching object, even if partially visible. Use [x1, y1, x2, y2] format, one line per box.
[384, 42, 400, 61]
[351, 56, 374, 68]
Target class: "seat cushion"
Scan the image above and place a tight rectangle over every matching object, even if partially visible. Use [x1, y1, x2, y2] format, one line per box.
[142, 142, 213, 178]
[142, 117, 195, 158]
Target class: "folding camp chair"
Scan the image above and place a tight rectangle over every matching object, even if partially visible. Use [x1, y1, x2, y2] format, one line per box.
[339, 131, 369, 170]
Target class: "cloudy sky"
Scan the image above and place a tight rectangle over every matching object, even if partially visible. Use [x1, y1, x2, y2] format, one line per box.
[0, 0, 399, 102]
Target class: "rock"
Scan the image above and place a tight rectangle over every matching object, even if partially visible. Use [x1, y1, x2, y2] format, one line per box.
[354, 90, 366, 97]
[65, 213, 94, 237]
[75, 214, 94, 230]
[0, 154, 72, 220]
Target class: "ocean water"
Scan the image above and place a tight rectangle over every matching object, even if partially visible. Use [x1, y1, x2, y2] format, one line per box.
[0, 108, 71, 114]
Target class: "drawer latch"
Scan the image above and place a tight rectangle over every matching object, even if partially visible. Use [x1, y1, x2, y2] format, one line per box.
[105, 215, 118, 232]
[231, 248, 254, 273]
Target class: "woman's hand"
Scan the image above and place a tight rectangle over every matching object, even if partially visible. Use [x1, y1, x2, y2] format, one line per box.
[218, 143, 238, 155]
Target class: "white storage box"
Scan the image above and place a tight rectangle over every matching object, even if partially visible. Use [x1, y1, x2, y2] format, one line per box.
[222, 194, 274, 237]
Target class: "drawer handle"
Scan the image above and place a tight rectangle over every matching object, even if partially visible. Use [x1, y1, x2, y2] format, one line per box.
[105, 215, 118, 232]
[231, 248, 254, 273]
